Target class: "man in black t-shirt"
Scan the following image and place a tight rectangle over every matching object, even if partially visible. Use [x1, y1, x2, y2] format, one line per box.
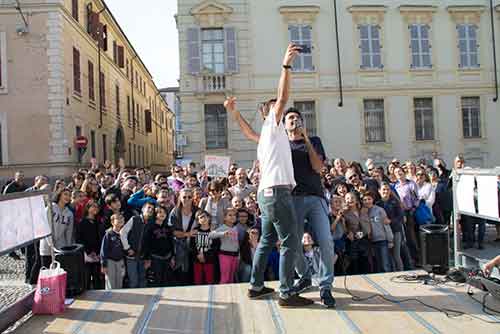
[284, 107, 336, 308]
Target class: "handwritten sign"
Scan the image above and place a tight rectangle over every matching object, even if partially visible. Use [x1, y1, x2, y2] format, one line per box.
[205, 155, 231, 178]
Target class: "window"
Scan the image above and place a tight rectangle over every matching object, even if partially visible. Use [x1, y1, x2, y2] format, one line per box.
[201, 29, 224, 73]
[72, 0, 79, 22]
[204, 104, 227, 149]
[99, 71, 105, 108]
[359, 24, 382, 69]
[136, 103, 140, 130]
[90, 130, 96, 158]
[363, 99, 385, 142]
[133, 144, 137, 166]
[410, 24, 432, 69]
[86, 3, 93, 33]
[289, 25, 313, 72]
[457, 24, 479, 68]
[414, 98, 434, 141]
[462, 97, 481, 138]
[126, 59, 129, 78]
[73, 47, 81, 94]
[294, 101, 317, 136]
[75, 126, 82, 137]
[113, 40, 117, 63]
[127, 95, 131, 125]
[102, 134, 107, 161]
[115, 85, 120, 117]
[88, 61, 94, 101]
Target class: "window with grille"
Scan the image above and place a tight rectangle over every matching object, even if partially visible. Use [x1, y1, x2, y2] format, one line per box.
[414, 98, 434, 141]
[90, 130, 96, 158]
[462, 97, 481, 138]
[289, 25, 313, 72]
[363, 99, 385, 142]
[359, 24, 382, 69]
[115, 85, 120, 118]
[410, 24, 432, 69]
[205, 104, 228, 149]
[457, 24, 479, 68]
[201, 29, 224, 74]
[293, 101, 317, 137]
[102, 134, 107, 161]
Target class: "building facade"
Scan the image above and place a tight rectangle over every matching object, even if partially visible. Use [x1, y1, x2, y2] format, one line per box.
[176, 0, 500, 168]
[0, 0, 175, 180]
[159, 87, 183, 159]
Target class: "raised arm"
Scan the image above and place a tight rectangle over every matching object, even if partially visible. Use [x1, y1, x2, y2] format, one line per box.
[224, 97, 259, 143]
[271, 44, 301, 124]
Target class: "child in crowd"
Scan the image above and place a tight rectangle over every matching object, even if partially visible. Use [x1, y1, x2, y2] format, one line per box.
[302, 232, 321, 285]
[143, 206, 176, 287]
[209, 208, 240, 284]
[192, 210, 219, 285]
[77, 201, 106, 289]
[100, 213, 126, 290]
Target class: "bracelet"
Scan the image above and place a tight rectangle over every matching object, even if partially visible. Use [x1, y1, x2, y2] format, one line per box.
[282, 65, 292, 69]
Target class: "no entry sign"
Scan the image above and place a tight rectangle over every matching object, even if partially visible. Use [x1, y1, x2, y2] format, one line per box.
[74, 136, 88, 149]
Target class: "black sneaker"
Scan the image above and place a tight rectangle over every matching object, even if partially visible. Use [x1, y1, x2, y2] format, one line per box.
[320, 289, 336, 308]
[278, 294, 314, 308]
[247, 287, 275, 299]
[292, 278, 312, 294]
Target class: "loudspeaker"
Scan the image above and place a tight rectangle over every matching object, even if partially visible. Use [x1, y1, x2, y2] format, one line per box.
[420, 224, 449, 275]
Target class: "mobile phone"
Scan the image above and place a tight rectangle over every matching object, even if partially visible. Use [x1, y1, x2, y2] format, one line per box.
[298, 45, 312, 53]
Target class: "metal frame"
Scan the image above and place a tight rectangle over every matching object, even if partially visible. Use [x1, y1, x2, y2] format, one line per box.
[452, 168, 500, 270]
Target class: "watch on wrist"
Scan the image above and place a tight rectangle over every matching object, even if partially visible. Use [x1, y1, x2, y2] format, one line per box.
[282, 65, 292, 69]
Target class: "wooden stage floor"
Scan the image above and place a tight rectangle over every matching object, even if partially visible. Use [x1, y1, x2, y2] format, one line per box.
[15, 271, 500, 334]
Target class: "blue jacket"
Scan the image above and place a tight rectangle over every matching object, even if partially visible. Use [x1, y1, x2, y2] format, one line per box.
[127, 189, 157, 209]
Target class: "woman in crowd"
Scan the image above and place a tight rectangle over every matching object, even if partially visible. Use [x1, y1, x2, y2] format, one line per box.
[199, 180, 230, 229]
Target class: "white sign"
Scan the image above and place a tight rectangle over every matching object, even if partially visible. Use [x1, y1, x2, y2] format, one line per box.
[456, 175, 476, 215]
[205, 155, 231, 178]
[0, 195, 51, 255]
[477, 175, 500, 219]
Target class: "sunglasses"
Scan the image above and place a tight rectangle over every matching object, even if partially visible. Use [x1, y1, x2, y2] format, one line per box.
[348, 175, 358, 180]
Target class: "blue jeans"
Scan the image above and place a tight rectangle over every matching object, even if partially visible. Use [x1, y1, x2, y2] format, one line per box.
[126, 258, 146, 288]
[294, 196, 335, 291]
[250, 187, 299, 299]
[372, 240, 391, 273]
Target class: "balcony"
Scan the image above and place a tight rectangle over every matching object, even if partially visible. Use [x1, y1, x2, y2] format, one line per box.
[197, 73, 231, 94]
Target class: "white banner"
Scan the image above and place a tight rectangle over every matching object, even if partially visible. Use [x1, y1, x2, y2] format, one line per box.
[477, 175, 500, 219]
[456, 175, 476, 215]
[205, 155, 231, 178]
[0, 194, 50, 255]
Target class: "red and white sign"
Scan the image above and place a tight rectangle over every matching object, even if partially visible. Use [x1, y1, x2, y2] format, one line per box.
[74, 136, 88, 149]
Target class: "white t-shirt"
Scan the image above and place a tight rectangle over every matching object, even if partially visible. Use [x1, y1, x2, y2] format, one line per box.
[257, 107, 296, 192]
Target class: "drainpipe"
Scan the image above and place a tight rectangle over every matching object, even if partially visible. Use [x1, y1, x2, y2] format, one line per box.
[490, 0, 498, 102]
[97, 8, 105, 128]
[131, 55, 138, 139]
[333, 0, 344, 107]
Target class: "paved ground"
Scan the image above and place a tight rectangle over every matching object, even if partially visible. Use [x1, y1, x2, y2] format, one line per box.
[0, 253, 33, 333]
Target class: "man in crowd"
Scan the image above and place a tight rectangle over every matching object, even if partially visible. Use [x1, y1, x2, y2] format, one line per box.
[283, 107, 336, 308]
[224, 44, 313, 307]
[3, 171, 28, 194]
[229, 168, 256, 200]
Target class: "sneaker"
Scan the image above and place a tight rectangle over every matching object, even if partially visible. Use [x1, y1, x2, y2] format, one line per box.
[320, 289, 336, 308]
[278, 294, 314, 308]
[247, 287, 275, 299]
[292, 278, 312, 294]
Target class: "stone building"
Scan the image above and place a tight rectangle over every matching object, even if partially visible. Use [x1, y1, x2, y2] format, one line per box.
[176, 0, 500, 168]
[0, 0, 175, 179]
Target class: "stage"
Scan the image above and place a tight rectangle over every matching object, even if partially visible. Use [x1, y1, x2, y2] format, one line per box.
[14, 271, 500, 334]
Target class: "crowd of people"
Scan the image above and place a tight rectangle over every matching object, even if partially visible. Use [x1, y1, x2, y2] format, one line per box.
[3, 153, 498, 291]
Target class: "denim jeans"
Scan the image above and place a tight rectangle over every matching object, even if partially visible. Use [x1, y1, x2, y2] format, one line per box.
[372, 240, 391, 273]
[391, 231, 404, 272]
[462, 216, 485, 246]
[126, 258, 146, 288]
[293, 196, 335, 291]
[250, 187, 299, 298]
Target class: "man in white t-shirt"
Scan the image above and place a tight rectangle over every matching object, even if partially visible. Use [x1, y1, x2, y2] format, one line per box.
[224, 44, 313, 307]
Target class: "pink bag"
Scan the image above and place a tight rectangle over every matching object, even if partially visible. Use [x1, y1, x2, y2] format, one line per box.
[32, 261, 67, 315]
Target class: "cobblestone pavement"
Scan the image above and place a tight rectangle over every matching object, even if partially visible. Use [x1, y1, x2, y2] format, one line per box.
[0, 253, 33, 333]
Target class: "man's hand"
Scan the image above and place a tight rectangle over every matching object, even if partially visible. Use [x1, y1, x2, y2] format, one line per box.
[283, 44, 301, 67]
[144, 260, 151, 270]
[224, 97, 237, 116]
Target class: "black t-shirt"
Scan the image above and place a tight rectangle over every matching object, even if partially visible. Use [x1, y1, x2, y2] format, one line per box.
[289, 136, 326, 198]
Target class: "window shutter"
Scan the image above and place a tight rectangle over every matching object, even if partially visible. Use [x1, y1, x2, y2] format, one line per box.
[72, 0, 79, 22]
[187, 27, 201, 75]
[73, 47, 81, 93]
[117, 45, 125, 68]
[113, 41, 117, 63]
[224, 27, 238, 73]
[145, 110, 152, 133]
[90, 12, 99, 40]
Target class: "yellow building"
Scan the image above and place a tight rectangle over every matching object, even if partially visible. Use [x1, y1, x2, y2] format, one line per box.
[0, 0, 175, 180]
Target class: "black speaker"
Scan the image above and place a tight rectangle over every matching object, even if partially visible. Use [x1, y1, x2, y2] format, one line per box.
[55, 244, 86, 297]
[420, 225, 449, 275]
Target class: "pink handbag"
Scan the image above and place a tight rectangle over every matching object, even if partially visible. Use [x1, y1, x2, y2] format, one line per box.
[32, 261, 67, 315]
